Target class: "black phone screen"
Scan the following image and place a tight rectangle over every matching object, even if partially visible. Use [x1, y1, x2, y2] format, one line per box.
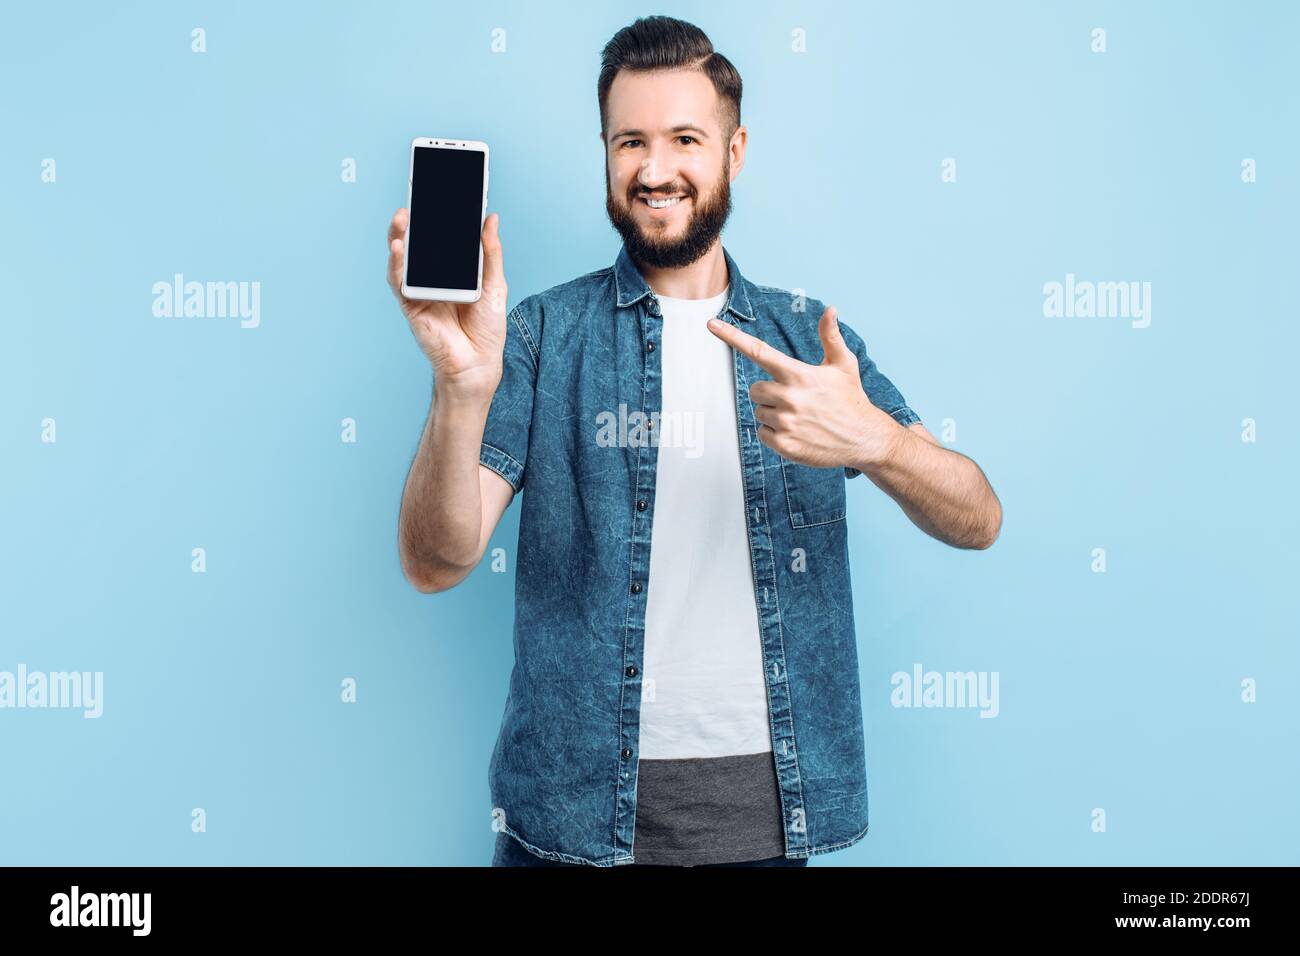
[406, 146, 485, 291]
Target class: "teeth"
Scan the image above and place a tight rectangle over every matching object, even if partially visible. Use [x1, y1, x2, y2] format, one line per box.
[645, 196, 682, 209]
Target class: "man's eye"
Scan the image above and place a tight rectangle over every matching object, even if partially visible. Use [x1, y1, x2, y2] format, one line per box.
[679, 136, 696, 145]
[620, 139, 642, 149]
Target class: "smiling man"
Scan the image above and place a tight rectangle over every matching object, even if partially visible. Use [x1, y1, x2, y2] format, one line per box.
[387, 15, 1001, 868]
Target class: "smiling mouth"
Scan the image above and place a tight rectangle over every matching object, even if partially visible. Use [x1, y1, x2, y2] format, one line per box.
[638, 195, 686, 209]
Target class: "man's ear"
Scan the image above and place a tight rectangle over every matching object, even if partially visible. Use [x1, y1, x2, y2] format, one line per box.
[728, 124, 748, 181]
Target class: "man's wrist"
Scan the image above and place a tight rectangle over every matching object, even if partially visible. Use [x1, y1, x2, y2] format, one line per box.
[849, 406, 908, 475]
[433, 367, 501, 414]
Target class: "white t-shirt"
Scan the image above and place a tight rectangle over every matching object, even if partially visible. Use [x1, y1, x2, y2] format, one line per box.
[639, 285, 772, 760]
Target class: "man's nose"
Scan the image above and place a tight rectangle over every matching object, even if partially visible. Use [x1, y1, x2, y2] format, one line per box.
[637, 149, 679, 190]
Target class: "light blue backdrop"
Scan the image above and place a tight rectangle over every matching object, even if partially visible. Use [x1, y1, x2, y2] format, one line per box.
[2, 0, 1295, 865]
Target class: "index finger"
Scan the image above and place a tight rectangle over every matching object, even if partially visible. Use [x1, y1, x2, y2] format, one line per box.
[388, 208, 409, 245]
[386, 210, 409, 295]
[387, 208, 408, 243]
[706, 317, 804, 381]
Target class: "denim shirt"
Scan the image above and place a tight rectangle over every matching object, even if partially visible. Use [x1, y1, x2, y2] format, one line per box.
[480, 243, 921, 865]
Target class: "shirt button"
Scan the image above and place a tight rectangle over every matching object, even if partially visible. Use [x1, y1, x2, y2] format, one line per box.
[646, 341, 655, 352]
[622, 748, 633, 759]
[630, 582, 643, 594]
[636, 499, 647, 511]
[626, 665, 637, 677]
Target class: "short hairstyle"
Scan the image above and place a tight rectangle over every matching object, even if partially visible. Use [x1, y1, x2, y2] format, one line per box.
[597, 16, 743, 141]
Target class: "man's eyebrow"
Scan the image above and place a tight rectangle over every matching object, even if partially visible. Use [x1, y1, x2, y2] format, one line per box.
[608, 125, 710, 142]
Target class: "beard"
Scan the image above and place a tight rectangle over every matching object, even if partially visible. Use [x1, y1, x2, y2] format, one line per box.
[605, 159, 733, 271]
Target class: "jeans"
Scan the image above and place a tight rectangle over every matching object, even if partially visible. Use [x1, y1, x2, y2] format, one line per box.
[491, 831, 808, 867]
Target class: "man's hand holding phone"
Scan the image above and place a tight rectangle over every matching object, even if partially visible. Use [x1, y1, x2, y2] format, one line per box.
[387, 208, 508, 403]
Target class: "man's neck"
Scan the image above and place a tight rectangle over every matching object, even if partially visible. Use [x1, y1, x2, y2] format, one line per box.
[635, 240, 728, 300]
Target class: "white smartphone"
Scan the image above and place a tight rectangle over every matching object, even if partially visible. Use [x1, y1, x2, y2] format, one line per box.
[401, 137, 490, 303]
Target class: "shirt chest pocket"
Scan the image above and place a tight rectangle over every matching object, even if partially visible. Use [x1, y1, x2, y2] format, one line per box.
[780, 460, 848, 528]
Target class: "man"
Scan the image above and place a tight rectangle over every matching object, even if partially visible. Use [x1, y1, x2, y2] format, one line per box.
[386, 15, 1001, 867]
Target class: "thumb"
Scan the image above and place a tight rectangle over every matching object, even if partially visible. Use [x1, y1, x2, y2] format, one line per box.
[478, 213, 506, 314]
[480, 213, 506, 303]
[818, 305, 855, 370]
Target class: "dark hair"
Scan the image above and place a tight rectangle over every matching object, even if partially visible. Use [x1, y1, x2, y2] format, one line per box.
[598, 16, 742, 140]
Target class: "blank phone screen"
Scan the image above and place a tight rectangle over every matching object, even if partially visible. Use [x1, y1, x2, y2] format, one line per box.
[406, 146, 485, 291]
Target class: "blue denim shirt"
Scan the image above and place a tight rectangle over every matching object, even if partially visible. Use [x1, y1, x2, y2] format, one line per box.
[480, 243, 921, 865]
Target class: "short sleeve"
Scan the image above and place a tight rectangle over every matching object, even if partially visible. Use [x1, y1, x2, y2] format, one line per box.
[477, 298, 540, 493]
[837, 318, 920, 479]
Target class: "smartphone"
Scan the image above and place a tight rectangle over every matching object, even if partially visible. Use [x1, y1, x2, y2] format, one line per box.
[401, 138, 490, 302]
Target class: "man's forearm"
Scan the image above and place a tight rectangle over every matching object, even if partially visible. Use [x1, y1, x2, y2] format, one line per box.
[853, 420, 1001, 550]
[399, 382, 495, 583]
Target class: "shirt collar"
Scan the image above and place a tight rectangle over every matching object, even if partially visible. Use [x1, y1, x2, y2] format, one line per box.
[613, 243, 756, 321]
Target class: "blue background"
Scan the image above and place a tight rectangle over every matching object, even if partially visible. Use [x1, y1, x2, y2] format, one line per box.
[2, 0, 1296, 865]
